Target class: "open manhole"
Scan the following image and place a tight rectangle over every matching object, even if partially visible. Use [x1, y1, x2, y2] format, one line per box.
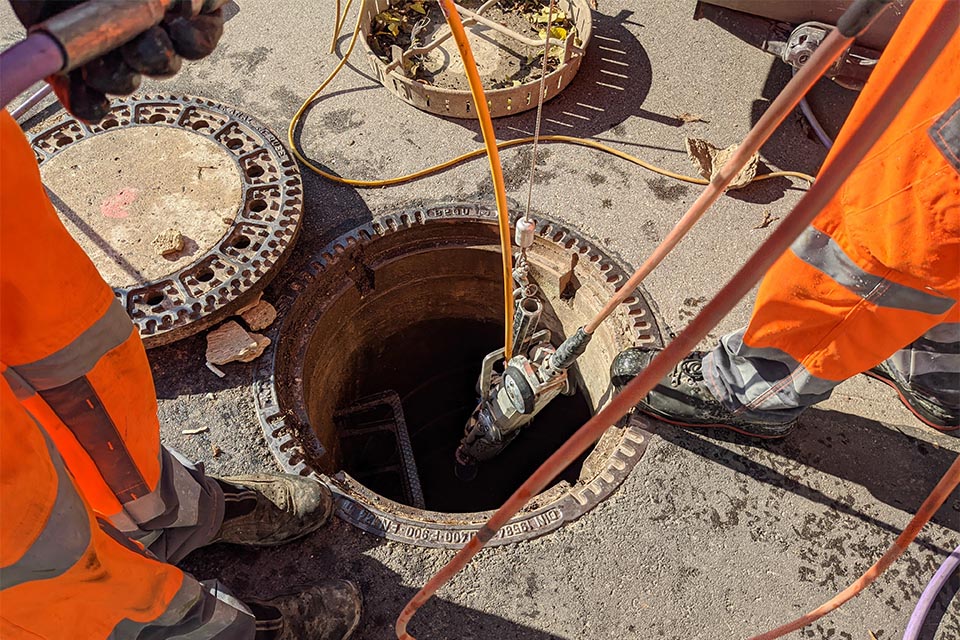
[32, 95, 303, 348]
[253, 202, 664, 547]
[360, 0, 592, 118]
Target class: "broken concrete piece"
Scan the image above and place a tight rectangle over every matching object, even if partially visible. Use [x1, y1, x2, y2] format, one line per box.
[684, 137, 759, 190]
[237, 333, 271, 362]
[152, 228, 184, 256]
[206, 320, 264, 365]
[240, 300, 277, 331]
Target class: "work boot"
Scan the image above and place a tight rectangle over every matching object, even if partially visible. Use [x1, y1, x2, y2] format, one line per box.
[211, 474, 334, 547]
[863, 360, 960, 431]
[247, 580, 362, 640]
[611, 348, 796, 439]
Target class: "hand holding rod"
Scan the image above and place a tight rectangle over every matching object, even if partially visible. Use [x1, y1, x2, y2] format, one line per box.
[1, 0, 228, 110]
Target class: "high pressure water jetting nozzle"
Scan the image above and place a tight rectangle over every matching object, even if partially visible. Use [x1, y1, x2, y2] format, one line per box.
[454, 326, 592, 481]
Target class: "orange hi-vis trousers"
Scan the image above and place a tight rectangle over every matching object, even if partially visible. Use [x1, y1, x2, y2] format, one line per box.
[703, 0, 960, 425]
[0, 109, 254, 637]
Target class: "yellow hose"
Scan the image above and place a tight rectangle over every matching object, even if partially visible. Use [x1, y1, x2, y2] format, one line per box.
[287, 9, 814, 189]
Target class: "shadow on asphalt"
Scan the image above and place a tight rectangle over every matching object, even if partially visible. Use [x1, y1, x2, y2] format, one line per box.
[444, 8, 678, 144]
[646, 408, 960, 541]
[181, 521, 566, 640]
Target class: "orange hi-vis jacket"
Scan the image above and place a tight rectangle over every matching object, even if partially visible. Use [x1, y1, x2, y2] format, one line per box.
[704, 0, 959, 421]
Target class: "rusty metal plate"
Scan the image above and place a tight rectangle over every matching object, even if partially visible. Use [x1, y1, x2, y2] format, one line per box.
[251, 202, 663, 548]
[31, 95, 303, 348]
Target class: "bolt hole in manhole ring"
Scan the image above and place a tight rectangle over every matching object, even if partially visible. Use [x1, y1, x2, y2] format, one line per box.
[31, 95, 303, 348]
[253, 203, 664, 548]
[359, 0, 592, 118]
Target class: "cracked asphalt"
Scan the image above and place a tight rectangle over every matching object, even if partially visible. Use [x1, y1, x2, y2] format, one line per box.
[4, 1, 958, 638]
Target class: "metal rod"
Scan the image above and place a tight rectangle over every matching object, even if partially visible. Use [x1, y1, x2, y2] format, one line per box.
[453, 3, 553, 47]
[10, 83, 55, 121]
[512, 296, 543, 353]
[0, 34, 63, 109]
[395, 1, 946, 637]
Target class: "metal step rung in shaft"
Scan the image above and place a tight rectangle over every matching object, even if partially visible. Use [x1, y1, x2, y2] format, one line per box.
[334, 391, 425, 508]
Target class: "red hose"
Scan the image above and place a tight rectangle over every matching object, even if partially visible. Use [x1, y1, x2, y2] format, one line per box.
[395, 2, 954, 637]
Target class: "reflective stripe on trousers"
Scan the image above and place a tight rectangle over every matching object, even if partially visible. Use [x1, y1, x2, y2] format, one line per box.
[0, 111, 223, 562]
[0, 381, 255, 639]
[702, 2, 960, 420]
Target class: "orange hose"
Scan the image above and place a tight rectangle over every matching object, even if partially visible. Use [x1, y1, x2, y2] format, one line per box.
[750, 455, 960, 640]
[437, 0, 515, 360]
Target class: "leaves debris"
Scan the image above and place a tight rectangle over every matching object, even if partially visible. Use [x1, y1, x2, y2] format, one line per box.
[753, 211, 778, 229]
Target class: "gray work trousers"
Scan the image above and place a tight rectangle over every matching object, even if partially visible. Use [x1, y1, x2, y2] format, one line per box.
[703, 323, 960, 422]
[108, 447, 258, 640]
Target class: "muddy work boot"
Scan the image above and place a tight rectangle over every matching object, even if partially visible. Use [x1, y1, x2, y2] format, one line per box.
[211, 474, 334, 547]
[864, 360, 960, 431]
[611, 348, 796, 439]
[248, 580, 362, 640]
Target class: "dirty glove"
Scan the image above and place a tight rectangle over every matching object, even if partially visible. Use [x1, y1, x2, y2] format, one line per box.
[10, 0, 225, 123]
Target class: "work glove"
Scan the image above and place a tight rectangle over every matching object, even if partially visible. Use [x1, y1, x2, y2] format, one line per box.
[10, 0, 225, 123]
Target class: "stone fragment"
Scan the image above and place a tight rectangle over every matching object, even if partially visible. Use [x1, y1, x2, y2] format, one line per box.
[152, 228, 184, 255]
[206, 320, 259, 365]
[237, 333, 271, 362]
[684, 137, 759, 190]
[240, 300, 277, 331]
[235, 292, 263, 315]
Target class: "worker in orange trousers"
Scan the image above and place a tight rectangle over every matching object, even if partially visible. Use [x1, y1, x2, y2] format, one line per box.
[621, 0, 959, 436]
[0, 2, 360, 639]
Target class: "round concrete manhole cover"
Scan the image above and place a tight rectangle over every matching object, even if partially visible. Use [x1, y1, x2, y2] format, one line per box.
[252, 202, 663, 548]
[31, 95, 303, 348]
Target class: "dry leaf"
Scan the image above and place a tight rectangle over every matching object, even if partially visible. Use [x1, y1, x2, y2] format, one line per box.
[753, 211, 778, 229]
[675, 112, 708, 124]
[685, 137, 759, 190]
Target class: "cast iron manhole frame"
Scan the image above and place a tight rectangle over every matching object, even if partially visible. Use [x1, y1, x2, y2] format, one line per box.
[30, 95, 303, 348]
[252, 202, 663, 548]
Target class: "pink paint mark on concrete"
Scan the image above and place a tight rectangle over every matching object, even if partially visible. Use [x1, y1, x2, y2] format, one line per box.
[100, 188, 138, 219]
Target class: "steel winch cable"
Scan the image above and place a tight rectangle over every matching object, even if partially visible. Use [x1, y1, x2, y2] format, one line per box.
[521, 0, 556, 228]
[395, 1, 960, 639]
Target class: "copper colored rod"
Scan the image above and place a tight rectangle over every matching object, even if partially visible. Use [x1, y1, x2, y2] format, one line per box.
[582, 27, 851, 335]
[395, 2, 950, 637]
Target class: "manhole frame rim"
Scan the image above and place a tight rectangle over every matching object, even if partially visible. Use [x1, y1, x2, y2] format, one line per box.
[251, 201, 663, 548]
[31, 94, 304, 348]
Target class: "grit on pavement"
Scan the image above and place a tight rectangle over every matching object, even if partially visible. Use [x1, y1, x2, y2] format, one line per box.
[4, 1, 959, 638]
